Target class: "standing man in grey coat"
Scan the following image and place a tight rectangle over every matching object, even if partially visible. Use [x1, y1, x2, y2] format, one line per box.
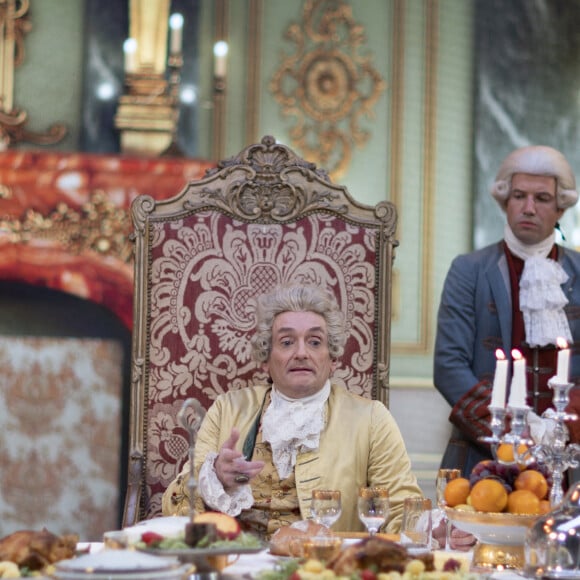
[434, 145, 580, 475]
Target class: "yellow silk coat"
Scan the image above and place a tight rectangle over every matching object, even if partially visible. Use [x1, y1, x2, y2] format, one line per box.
[162, 383, 423, 533]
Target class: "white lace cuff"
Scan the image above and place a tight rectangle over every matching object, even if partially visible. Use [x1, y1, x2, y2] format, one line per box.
[198, 452, 254, 516]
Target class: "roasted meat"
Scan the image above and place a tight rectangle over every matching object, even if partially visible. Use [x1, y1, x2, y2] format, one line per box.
[0, 528, 78, 571]
[330, 536, 434, 576]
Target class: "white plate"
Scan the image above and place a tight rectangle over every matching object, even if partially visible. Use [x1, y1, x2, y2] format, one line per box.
[53, 568, 188, 580]
[53, 549, 186, 580]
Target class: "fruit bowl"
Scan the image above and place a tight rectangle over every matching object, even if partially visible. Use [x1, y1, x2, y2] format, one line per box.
[445, 507, 539, 570]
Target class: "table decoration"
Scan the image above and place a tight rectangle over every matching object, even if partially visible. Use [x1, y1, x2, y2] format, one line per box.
[467, 340, 580, 573]
[481, 343, 580, 508]
[138, 542, 264, 574]
[445, 507, 536, 570]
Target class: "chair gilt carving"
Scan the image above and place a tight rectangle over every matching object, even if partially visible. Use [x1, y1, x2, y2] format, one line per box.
[123, 135, 398, 526]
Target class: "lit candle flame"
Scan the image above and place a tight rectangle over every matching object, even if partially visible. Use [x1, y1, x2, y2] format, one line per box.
[495, 348, 506, 360]
[557, 337, 568, 350]
[511, 348, 523, 360]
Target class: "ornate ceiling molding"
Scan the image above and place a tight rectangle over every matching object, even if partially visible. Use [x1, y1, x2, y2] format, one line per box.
[270, 0, 386, 180]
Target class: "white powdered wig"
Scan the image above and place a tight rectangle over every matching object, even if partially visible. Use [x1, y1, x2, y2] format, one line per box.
[491, 145, 578, 211]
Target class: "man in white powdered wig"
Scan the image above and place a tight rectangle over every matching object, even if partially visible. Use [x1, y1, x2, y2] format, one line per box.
[434, 145, 580, 475]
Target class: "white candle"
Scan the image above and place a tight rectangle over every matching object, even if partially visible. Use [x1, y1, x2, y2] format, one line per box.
[213, 41, 229, 77]
[490, 349, 508, 408]
[508, 349, 527, 408]
[556, 337, 570, 383]
[123, 38, 138, 74]
[169, 13, 184, 55]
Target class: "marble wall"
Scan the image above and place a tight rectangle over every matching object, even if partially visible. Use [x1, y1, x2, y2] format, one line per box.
[473, 0, 580, 249]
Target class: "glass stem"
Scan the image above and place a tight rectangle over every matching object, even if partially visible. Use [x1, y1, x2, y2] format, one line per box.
[444, 516, 451, 550]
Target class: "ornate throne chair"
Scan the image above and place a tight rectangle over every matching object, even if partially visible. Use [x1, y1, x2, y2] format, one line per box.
[124, 136, 398, 526]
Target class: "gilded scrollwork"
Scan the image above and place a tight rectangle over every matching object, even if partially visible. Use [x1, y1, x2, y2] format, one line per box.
[270, 0, 386, 179]
[0, 0, 67, 148]
[0, 191, 132, 262]
[179, 136, 394, 234]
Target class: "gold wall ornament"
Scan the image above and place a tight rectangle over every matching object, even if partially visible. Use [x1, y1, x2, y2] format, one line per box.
[0, 0, 66, 148]
[0, 191, 133, 263]
[270, 0, 386, 179]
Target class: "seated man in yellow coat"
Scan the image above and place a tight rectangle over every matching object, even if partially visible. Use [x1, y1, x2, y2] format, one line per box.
[162, 284, 423, 540]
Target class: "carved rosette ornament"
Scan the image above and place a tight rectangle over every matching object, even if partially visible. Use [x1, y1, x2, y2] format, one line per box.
[270, 0, 386, 179]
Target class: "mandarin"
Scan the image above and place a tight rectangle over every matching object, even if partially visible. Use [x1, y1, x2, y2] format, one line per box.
[496, 442, 529, 465]
[506, 489, 541, 515]
[514, 469, 549, 500]
[539, 500, 551, 514]
[470, 479, 508, 513]
[444, 477, 471, 507]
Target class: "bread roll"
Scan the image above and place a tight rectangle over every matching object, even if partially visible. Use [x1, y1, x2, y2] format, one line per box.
[269, 520, 327, 556]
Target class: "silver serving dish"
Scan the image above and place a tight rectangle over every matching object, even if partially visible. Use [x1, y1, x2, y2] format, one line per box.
[525, 481, 580, 578]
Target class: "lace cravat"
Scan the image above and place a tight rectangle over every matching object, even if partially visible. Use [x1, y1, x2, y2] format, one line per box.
[504, 225, 572, 347]
[261, 381, 331, 480]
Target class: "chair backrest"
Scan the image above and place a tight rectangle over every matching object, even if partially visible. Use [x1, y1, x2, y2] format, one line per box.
[123, 136, 398, 526]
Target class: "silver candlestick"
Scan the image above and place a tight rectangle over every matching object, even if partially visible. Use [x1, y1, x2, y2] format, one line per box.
[479, 406, 507, 458]
[527, 379, 580, 506]
[482, 378, 580, 507]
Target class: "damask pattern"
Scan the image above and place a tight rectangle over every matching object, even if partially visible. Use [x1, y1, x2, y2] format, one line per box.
[0, 337, 123, 541]
[142, 211, 378, 518]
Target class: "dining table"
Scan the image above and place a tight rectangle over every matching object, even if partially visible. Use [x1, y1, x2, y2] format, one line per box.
[71, 541, 525, 580]
[71, 517, 528, 580]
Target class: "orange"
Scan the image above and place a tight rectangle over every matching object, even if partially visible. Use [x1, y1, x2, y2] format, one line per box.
[470, 479, 508, 513]
[514, 470, 549, 500]
[539, 500, 551, 514]
[444, 478, 471, 507]
[496, 442, 529, 465]
[506, 489, 541, 515]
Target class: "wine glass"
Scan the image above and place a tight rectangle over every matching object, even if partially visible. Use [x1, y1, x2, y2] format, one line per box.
[436, 468, 461, 549]
[357, 487, 390, 536]
[311, 489, 342, 530]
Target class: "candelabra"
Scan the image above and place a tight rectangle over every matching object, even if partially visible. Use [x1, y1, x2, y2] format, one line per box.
[481, 379, 580, 507]
[161, 52, 185, 157]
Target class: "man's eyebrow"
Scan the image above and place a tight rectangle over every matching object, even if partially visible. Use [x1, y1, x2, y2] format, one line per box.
[511, 188, 554, 196]
[275, 326, 326, 334]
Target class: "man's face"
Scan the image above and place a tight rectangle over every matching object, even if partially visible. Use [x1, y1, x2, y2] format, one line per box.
[263, 310, 337, 399]
[506, 173, 563, 245]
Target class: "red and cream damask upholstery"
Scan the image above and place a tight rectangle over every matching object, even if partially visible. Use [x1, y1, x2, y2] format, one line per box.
[124, 136, 398, 526]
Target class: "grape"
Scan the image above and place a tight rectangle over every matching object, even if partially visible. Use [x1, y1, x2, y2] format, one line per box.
[469, 460, 519, 492]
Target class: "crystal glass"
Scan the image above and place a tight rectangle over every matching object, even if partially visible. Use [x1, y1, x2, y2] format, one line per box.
[401, 497, 432, 550]
[311, 489, 342, 529]
[357, 487, 390, 535]
[436, 468, 461, 549]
